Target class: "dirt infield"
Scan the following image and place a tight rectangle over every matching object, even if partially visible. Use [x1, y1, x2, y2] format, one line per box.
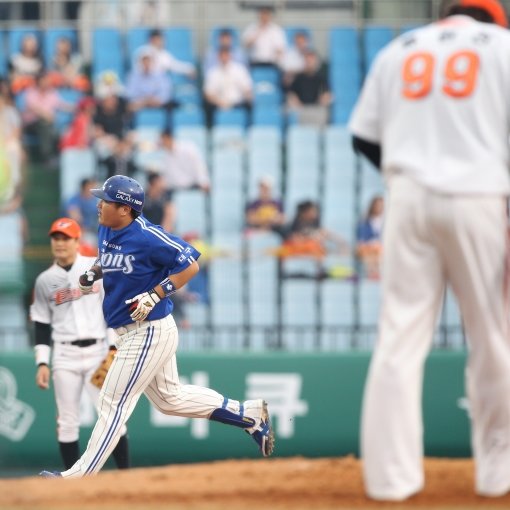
[1, 457, 510, 510]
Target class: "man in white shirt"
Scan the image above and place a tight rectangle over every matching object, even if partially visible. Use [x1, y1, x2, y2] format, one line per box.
[157, 129, 210, 193]
[203, 46, 253, 126]
[134, 29, 196, 78]
[242, 7, 286, 66]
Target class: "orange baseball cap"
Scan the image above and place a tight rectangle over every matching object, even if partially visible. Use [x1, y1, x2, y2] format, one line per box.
[460, 0, 508, 27]
[48, 218, 82, 239]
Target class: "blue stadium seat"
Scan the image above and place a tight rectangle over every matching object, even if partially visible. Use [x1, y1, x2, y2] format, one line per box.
[329, 27, 359, 67]
[134, 108, 168, 130]
[285, 125, 321, 212]
[211, 126, 244, 234]
[252, 106, 283, 130]
[213, 107, 249, 128]
[364, 26, 394, 72]
[248, 126, 282, 194]
[323, 126, 355, 242]
[8, 27, 41, 55]
[321, 280, 354, 349]
[0, 31, 6, 77]
[172, 106, 205, 128]
[164, 27, 193, 63]
[251, 67, 281, 106]
[209, 26, 240, 49]
[44, 27, 77, 68]
[285, 26, 312, 46]
[176, 125, 208, 157]
[171, 73, 201, 105]
[126, 27, 151, 67]
[92, 28, 124, 81]
[174, 189, 208, 235]
[59, 148, 96, 205]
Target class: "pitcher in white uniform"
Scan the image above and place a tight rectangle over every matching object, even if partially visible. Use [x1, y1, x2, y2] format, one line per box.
[31, 217, 129, 470]
[349, 0, 510, 501]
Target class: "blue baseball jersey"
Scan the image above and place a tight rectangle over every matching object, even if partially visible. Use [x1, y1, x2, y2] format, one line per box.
[97, 216, 201, 328]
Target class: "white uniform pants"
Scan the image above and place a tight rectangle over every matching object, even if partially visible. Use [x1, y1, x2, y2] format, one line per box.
[362, 175, 510, 500]
[61, 315, 261, 478]
[52, 341, 126, 442]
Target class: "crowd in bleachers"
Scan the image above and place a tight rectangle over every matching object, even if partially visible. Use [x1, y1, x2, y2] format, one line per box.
[0, 5, 409, 343]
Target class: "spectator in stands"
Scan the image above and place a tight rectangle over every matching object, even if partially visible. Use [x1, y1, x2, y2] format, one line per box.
[277, 200, 347, 258]
[203, 46, 253, 127]
[356, 195, 384, 280]
[22, 72, 75, 166]
[242, 6, 286, 67]
[280, 31, 311, 86]
[0, 81, 24, 201]
[155, 128, 210, 192]
[245, 176, 285, 232]
[93, 93, 131, 161]
[134, 28, 196, 78]
[47, 37, 90, 92]
[287, 49, 332, 127]
[125, 49, 172, 113]
[203, 28, 247, 75]
[142, 172, 175, 232]
[98, 138, 137, 179]
[9, 33, 43, 93]
[60, 96, 96, 150]
[64, 178, 99, 245]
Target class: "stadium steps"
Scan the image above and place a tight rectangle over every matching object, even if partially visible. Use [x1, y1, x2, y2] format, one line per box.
[22, 161, 60, 297]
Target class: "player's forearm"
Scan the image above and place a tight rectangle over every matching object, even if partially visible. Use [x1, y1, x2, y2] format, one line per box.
[153, 261, 200, 299]
[34, 321, 51, 366]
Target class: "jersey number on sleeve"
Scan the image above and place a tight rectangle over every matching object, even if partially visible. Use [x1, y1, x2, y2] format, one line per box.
[402, 50, 480, 100]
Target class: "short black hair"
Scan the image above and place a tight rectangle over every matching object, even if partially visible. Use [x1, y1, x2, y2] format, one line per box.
[219, 28, 233, 38]
[161, 127, 174, 138]
[149, 28, 162, 39]
[147, 172, 162, 186]
[447, 5, 496, 23]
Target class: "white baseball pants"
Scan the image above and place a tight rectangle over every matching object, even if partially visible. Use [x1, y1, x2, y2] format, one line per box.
[61, 314, 262, 478]
[362, 175, 510, 500]
[52, 341, 126, 442]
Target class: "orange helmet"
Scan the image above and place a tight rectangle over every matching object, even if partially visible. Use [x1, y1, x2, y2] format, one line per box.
[458, 0, 509, 27]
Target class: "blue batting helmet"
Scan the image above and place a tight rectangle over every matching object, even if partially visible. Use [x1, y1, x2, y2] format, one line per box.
[91, 175, 145, 213]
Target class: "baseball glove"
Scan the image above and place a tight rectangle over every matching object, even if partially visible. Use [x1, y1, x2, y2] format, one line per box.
[90, 348, 116, 389]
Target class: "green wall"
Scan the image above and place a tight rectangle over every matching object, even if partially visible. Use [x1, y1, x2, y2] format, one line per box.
[0, 351, 470, 472]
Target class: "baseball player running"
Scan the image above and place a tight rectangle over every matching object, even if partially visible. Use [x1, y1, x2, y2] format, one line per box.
[31, 218, 129, 470]
[40, 175, 274, 479]
[350, 0, 510, 500]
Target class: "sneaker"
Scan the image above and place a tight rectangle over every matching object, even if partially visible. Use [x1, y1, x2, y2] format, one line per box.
[246, 400, 274, 457]
[39, 470, 62, 478]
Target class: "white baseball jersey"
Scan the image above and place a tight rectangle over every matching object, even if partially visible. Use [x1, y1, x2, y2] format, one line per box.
[350, 14, 510, 501]
[30, 254, 108, 342]
[350, 15, 510, 194]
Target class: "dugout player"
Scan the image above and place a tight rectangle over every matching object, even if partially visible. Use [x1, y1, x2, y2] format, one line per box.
[31, 218, 130, 470]
[349, 0, 510, 501]
[39, 175, 274, 479]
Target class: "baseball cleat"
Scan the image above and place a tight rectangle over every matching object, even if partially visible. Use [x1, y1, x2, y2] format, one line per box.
[39, 470, 62, 478]
[246, 400, 275, 457]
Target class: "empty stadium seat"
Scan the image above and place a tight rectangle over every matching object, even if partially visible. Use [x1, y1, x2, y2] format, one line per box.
[92, 28, 124, 80]
[285, 125, 321, 213]
[329, 27, 359, 66]
[172, 106, 205, 128]
[174, 189, 208, 236]
[252, 105, 283, 130]
[363, 26, 394, 71]
[248, 126, 282, 194]
[213, 107, 249, 128]
[43, 27, 77, 67]
[134, 108, 168, 130]
[59, 148, 96, 205]
[0, 31, 6, 77]
[164, 27, 194, 63]
[175, 125, 208, 157]
[171, 73, 201, 105]
[56, 88, 83, 133]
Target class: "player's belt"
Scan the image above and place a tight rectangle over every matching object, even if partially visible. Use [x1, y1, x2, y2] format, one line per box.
[64, 338, 100, 347]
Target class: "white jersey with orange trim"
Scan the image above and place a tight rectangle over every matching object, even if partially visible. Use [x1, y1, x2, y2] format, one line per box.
[30, 254, 108, 342]
[350, 15, 510, 195]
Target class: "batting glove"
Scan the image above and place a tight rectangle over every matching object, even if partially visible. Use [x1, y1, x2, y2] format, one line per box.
[79, 270, 98, 294]
[125, 289, 161, 322]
